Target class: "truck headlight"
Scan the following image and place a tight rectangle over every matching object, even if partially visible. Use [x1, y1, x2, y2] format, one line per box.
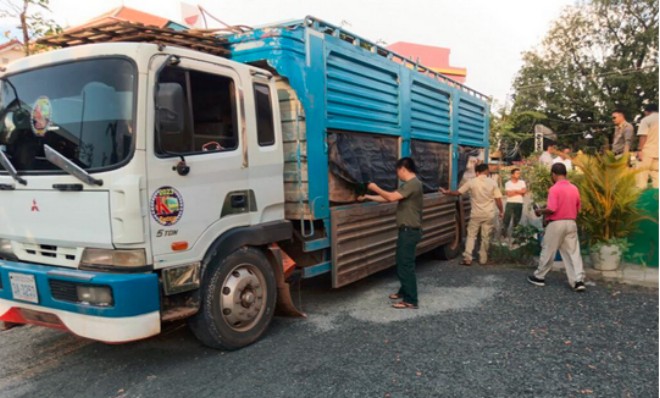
[80, 248, 147, 269]
[0, 238, 17, 260]
[77, 285, 114, 306]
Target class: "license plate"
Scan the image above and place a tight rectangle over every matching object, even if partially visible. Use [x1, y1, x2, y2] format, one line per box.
[9, 272, 39, 304]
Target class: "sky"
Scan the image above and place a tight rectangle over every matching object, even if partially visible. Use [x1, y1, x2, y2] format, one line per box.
[3, 0, 576, 105]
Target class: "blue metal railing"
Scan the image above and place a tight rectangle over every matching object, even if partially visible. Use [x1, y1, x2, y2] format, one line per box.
[300, 16, 490, 102]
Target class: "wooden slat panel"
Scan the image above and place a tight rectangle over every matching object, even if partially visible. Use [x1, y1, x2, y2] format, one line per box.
[331, 193, 458, 287]
[276, 78, 312, 220]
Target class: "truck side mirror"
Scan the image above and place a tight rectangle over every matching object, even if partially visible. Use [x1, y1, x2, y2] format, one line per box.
[156, 83, 185, 134]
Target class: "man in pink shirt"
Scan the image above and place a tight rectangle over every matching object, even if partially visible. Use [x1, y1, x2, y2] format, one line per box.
[528, 163, 586, 292]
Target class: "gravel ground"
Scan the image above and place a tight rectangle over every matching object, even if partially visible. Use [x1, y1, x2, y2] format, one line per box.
[0, 259, 657, 398]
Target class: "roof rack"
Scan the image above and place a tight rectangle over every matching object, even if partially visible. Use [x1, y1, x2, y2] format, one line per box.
[36, 17, 490, 102]
[37, 21, 230, 57]
[300, 16, 490, 102]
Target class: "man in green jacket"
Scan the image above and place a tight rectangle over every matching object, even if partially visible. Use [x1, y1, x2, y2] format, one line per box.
[359, 157, 423, 309]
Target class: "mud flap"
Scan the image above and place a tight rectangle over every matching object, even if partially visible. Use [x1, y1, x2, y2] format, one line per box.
[459, 195, 469, 241]
[268, 244, 306, 318]
[0, 321, 23, 331]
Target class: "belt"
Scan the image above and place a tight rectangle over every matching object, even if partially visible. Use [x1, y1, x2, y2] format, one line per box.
[399, 226, 421, 231]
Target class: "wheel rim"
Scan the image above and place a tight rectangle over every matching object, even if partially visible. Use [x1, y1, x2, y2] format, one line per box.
[219, 263, 267, 332]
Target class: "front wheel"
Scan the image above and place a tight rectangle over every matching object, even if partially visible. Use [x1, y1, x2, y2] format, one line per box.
[189, 247, 276, 350]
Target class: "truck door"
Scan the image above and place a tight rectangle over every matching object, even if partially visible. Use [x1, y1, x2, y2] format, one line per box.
[147, 56, 249, 262]
[247, 74, 285, 225]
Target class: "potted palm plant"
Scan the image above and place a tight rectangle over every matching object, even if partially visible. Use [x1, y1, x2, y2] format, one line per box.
[572, 152, 651, 271]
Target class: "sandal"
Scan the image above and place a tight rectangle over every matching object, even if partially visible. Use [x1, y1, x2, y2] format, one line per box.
[392, 301, 418, 309]
[459, 260, 472, 266]
[388, 293, 402, 300]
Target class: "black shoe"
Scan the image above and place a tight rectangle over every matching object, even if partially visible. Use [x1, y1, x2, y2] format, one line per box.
[527, 275, 545, 286]
[574, 281, 586, 292]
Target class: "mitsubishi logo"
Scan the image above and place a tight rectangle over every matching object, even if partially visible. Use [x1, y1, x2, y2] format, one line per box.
[31, 199, 39, 212]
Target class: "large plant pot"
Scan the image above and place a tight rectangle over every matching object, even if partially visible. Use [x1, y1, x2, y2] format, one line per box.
[590, 244, 622, 271]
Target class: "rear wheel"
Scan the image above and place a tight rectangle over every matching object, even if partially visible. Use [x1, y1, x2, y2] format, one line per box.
[434, 218, 463, 260]
[189, 247, 276, 350]
[434, 239, 463, 260]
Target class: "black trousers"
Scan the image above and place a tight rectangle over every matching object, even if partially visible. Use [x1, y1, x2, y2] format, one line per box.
[396, 229, 422, 305]
[502, 202, 523, 234]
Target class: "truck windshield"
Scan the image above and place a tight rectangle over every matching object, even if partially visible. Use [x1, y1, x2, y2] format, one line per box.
[0, 58, 136, 172]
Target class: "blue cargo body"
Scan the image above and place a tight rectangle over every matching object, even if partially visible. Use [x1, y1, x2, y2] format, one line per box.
[227, 17, 490, 220]
[227, 17, 490, 287]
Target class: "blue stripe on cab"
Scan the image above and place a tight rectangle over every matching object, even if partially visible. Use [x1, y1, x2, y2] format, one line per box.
[0, 260, 159, 318]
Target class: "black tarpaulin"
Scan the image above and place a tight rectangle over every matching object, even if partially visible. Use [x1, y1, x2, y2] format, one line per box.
[328, 132, 399, 199]
[411, 140, 450, 192]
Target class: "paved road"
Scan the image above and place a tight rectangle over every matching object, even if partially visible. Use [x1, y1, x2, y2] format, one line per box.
[1, 259, 657, 398]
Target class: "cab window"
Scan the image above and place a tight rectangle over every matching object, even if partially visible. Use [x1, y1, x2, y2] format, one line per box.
[254, 83, 275, 146]
[157, 66, 238, 155]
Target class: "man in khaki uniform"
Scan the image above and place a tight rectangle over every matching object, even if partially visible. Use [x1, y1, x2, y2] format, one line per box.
[636, 103, 659, 189]
[611, 109, 634, 157]
[441, 163, 504, 265]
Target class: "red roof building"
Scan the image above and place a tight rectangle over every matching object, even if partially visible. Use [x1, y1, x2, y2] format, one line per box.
[1, 7, 190, 65]
[0, 39, 24, 66]
[387, 41, 467, 84]
[66, 6, 188, 32]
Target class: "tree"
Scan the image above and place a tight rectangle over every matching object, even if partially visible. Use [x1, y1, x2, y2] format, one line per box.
[508, 0, 658, 155]
[491, 108, 547, 160]
[0, 0, 61, 55]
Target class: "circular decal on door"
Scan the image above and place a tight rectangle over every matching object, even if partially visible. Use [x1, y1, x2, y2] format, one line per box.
[151, 186, 184, 226]
[31, 96, 53, 137]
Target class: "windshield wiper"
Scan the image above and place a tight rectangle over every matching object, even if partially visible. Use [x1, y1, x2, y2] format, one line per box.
[0, 77, 22, 115]
[44, 144, 103, 186]
[0, 148, 26, 185]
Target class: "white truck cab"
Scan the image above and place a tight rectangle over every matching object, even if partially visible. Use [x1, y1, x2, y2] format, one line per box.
[0, 42, 292, 349]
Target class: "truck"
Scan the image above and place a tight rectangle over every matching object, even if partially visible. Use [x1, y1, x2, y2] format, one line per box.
[0, 17, 489, 349]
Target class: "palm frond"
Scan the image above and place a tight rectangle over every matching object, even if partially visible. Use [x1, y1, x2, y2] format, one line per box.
[573, 151, 656, 245]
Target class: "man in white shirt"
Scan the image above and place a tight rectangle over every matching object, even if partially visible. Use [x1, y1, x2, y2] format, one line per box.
[502, 168, 527, 237]
[636, 103, 659, 189]
[460, 155, 480, 185]
[552, 148, 573, 171]
[539, 143, 556, 169]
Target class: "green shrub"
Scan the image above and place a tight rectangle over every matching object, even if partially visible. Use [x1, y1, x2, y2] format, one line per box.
[489, 224, 542, 265]
[572, 152, 653, 248]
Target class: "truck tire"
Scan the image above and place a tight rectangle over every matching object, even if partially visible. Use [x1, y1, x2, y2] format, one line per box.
[434, 240, 463, 260]
[434, 216, 463, 260]
[189, 247, 276, 350]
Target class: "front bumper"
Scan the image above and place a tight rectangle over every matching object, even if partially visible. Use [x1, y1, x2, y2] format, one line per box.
[0, 260, 161, 343]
